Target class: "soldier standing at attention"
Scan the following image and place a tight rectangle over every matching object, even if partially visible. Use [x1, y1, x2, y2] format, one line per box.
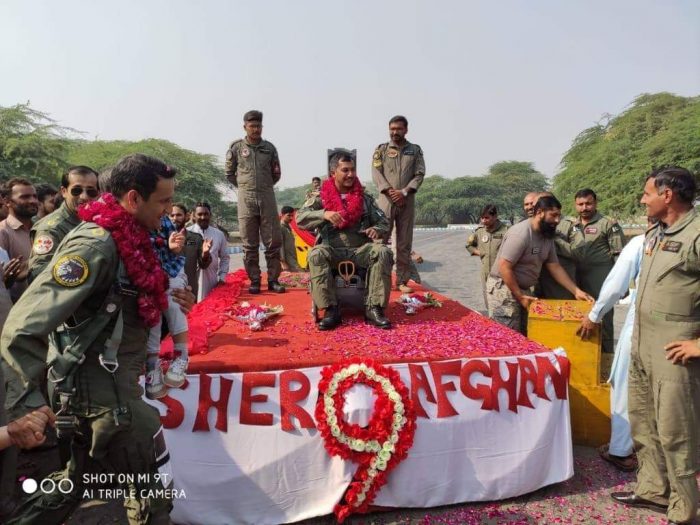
[298, 152, 393, 330]
[371, 115, 425, 293]
[611, 166, 700, 525]
[225, 110, 285, 294]
[28, 166, 100, 282]
[1, 154, 184, 525]
[466, 204, 508, 310]
[572, 188, 626, 353]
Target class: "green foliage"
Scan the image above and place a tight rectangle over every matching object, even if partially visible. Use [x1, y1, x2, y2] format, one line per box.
[0, 103, 73, 182]
[66, 139, 236, 226]
[415, 162, 548, 225]
[553, 93, 700, 217]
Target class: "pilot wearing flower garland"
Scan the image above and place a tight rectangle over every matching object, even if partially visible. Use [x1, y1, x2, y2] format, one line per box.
[297, 151, 393, 330]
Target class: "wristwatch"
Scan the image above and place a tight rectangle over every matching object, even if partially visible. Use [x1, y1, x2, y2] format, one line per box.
[401, 189, 408, 197]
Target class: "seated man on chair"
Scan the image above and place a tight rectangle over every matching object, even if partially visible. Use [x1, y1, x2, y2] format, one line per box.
[297, 152, 393, 330]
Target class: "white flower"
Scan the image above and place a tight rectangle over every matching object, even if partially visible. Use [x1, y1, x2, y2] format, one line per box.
[350, 439, 366, 452]
[367, 468, 377, 478]
[331, 426, 340, 437]
[382, 442, 395, 453]
[376, 459, 388, 471]
[365, 368, 377, 379]
[347, 364, 360, 375]
[356, 493, 366, 503]
[388, 391, 401, 402]
[394, 401, 404, 414]
[393, 413, 403, 424]
[379, 449, 391, 461]
[390, 433, 399, 444]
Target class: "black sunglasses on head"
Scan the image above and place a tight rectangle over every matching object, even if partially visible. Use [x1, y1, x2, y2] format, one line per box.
[69, 186, 99, 198]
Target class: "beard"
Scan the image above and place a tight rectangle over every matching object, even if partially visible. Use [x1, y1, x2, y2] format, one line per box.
[540, 221, 557, 238]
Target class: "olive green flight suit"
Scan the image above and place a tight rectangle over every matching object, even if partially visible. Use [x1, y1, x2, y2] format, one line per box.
[371, 141, 425, 285]
[466, 220, 508, 309]
[297, 192, 393, 309]
[28, 202, 81, 283]
[1, 222, 173, 525]
[280, 221, 303, 272]
[628, 209, 700, 524]
[573, 213, 626, 353]
[225, 138, 282, 284]
[537, 217, 578, 299]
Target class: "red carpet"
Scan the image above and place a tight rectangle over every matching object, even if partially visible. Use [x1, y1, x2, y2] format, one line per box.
[166, 270, 550, 374]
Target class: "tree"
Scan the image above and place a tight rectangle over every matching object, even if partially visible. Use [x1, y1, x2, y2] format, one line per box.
[553, 93, 700, 217]
[0, 103, 73, 183]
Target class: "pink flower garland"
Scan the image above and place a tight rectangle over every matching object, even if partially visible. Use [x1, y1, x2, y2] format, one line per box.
[78, 193, 168, 327]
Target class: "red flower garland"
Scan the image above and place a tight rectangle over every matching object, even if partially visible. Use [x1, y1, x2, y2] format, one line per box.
[315, 359, 417, 522]
[78, 193, 168, 327]
[319, 177, 364, 229]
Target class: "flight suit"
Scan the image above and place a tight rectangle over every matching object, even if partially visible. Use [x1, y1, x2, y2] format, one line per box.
[2, 222, 172, 525]
[280, 221, 303, 272]
[28, 202, 81, 283]
[371, 141, 425, 285]
[573, 213, 626, 352]
[537, 217, 578, 299]
[297, 192, 393, 309]
[466, 220, 508, 309]
[225, 138, 282, 284]
[628, 209, 700, 524]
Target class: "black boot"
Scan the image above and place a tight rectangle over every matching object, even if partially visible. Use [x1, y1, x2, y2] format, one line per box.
[319, 305, 341, 331]
[268, 280, 286, 293]
[365, 306, 391, 329]
[249, 281, 261, 294]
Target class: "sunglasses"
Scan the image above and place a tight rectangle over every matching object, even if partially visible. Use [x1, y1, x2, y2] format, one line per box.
[69, 186, 99, 198]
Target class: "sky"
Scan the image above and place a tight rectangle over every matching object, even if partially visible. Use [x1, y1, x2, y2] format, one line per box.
[1, 0, 698, 190]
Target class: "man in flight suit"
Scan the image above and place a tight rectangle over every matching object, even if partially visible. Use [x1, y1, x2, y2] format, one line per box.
[466, 204, 508, 310]
[371, 115, 425, 293]
[611, 166, 700, 525]
[298, 152, 393, 330]
[225, 110, 285, 294]
[572, 189, 626, 353]
[28, 166, 100, 282]
[2, 154, 180, 525]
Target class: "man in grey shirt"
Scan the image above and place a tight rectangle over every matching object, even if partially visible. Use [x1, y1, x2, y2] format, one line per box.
[487, 195, 593, 334]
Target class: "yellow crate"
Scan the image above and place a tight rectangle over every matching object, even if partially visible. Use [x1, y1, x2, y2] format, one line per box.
[528, 299, 610, 447]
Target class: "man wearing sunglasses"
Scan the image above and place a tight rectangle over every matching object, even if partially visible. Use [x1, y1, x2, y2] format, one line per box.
[28, 166, 99, 283]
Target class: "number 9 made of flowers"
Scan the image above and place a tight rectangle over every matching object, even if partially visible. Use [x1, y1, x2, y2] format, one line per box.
[315, 359, 417, 522]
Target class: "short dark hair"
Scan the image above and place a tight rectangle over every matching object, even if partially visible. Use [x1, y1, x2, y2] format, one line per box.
[3, 178, 34, 199]
[329, 153, 355, 172]
[98, 167, 113, 193]
[172, 203, 188, 214]
[311, 177, 321, 183]
[534, 195, 562, 213]
[36, 183, 58, 202]
[389, 115, 408, 127]
[280, 205, 294, 214]
[61, 165, 99, 188]
[646, 166, 697, 205]
[574, 188, 597, 201]
[194, 201, 211, 212]
[109, 154, 176, 200]
[480, 204, 498, 217]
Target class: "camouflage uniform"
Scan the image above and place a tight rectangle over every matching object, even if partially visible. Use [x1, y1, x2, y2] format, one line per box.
[297, 192, 393, 309]
[2, 222, 172, 525]
[371, 141, 425, 285]
[466, 220, 508, 309]
[537, 217, 578, 299]
[28, 202, 81, 283]
[224, 138, 282, 284]
[573, 212, 626, 352]
[628, 209, 700, 524]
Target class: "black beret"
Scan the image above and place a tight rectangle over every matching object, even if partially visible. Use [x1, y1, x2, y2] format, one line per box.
[243, 110, 263, 122]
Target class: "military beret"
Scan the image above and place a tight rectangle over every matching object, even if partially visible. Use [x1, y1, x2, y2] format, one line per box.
[243, 110, 263, 122]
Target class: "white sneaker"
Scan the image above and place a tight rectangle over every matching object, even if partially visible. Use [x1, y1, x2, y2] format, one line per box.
[145, 367, 167, 400]
[164, 356, 189, 388]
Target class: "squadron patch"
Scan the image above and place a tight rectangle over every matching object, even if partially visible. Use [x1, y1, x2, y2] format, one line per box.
[32, 235, 54, 255]
[387, 149, 398, 158]
[482, 235, 489, 243]
[90, 227, 106, 237]
[661, 240, 682, 253]
[584, 226, 598, 234]
[372, 150, 383, 168]
[53, 255, 89, 287]
[241, 147, 250, 158]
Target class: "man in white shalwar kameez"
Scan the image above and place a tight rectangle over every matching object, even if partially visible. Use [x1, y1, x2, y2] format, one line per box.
[578, 231, 645, 470]
[187, 203, 230, 302]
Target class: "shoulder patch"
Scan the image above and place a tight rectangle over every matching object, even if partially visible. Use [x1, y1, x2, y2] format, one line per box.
[90, 226, 107, 237]
[46, 218, 58, 227]
[32, 234, 55, 255]
[53, 255, 89, 287]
